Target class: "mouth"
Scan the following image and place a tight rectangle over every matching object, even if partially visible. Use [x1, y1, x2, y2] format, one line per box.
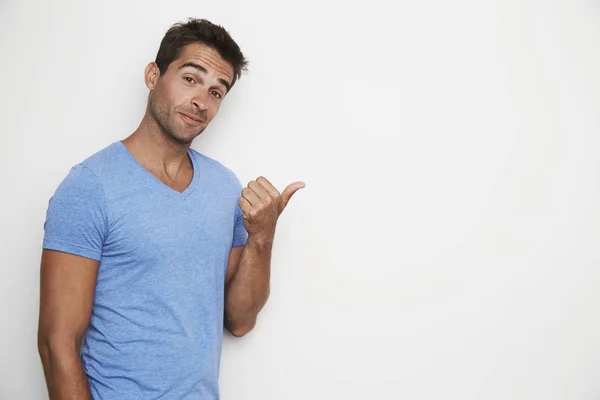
[179, 112, 203, 125]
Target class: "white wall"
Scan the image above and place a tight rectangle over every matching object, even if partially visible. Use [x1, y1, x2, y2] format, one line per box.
[2, 0, 600, 398]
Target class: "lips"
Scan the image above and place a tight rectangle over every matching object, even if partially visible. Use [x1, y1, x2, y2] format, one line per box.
[179, 112, 203, 124]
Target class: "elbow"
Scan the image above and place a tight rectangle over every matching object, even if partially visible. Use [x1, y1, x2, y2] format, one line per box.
[37, 331, 55, 367]
[229, 321, 256, 338]
[37, 338, 50, 361]
[37, 327, 51, 356]
[37, 327, 83, 359]
[225, 313, 256, 338]
[225, 290, 269, 337]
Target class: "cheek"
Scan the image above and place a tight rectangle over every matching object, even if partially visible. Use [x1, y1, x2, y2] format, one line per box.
[162, 83, 186, 109]
[154, 86, 178, 113]
[150, 90, 168, 116]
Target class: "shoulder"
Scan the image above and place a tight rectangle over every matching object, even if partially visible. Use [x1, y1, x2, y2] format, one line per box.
[51, 141, 127, 204]
[76, 141, 123, 184]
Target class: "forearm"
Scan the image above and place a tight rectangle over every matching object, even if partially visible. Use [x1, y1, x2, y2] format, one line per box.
[38, 340, 92, 400]
[224, 236, 272, 336]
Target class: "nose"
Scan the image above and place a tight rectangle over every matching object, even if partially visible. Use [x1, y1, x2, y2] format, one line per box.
[191, 90, 209, 112]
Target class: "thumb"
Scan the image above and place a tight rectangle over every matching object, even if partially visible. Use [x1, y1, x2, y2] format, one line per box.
[280, 181, 306, 209]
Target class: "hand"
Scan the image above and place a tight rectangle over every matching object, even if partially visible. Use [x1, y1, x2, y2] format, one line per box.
[238, 177, 305, 244]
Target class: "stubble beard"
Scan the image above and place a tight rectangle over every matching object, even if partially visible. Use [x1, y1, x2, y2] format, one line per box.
[148, 91, 205, 145]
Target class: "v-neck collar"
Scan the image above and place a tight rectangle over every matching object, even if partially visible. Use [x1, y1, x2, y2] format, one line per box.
[117, 140, 200, 199]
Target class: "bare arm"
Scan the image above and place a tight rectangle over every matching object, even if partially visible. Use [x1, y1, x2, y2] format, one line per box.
[38, 250, 98, 400]
[224, 240, 272, 337]
[224, 176, 304, 337]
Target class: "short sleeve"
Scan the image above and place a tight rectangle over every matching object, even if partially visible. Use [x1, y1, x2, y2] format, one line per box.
[231, 175, 248, 248]
[42, 164, 109, 261]
[232, 202, 248, 248]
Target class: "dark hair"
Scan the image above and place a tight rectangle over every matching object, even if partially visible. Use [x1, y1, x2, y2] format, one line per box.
[155, 18, 248, 87]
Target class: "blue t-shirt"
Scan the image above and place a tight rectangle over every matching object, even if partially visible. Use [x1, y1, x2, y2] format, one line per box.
[42, 141, 248, 400]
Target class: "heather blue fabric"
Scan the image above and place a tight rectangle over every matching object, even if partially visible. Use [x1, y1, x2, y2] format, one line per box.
[43, 141, 248, 399]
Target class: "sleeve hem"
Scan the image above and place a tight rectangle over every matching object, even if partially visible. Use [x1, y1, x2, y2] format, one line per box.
[42, 239, 102, 261]
[231, 236, 247, 248]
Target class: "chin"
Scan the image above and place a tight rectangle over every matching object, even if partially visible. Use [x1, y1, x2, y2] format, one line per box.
[164, 132, 191, 145]
[171, 130, 205, 145]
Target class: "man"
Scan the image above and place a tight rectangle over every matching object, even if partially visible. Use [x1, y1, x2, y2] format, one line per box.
[37, 18, 304, 400]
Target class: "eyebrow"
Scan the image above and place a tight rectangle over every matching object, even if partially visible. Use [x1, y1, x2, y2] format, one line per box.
[179, 62, 231, 93]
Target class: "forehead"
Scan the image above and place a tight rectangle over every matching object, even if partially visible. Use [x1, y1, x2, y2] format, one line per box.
[173, 43, 234, 82]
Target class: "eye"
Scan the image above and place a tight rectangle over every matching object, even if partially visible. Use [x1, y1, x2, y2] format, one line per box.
[184, 77, 195, 84]
[211, 91, 222, 99]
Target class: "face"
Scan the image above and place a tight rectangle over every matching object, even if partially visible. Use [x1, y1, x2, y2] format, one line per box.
[145, 43, 235, 144]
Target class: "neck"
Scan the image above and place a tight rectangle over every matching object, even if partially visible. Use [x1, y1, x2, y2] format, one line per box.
[123, 112, 191, 177]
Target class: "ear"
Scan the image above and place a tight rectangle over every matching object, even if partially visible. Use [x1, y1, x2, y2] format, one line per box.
[145, 62, 160, 90]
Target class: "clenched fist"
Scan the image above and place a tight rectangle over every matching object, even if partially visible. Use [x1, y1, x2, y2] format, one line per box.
[238, 176, 305, 244]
